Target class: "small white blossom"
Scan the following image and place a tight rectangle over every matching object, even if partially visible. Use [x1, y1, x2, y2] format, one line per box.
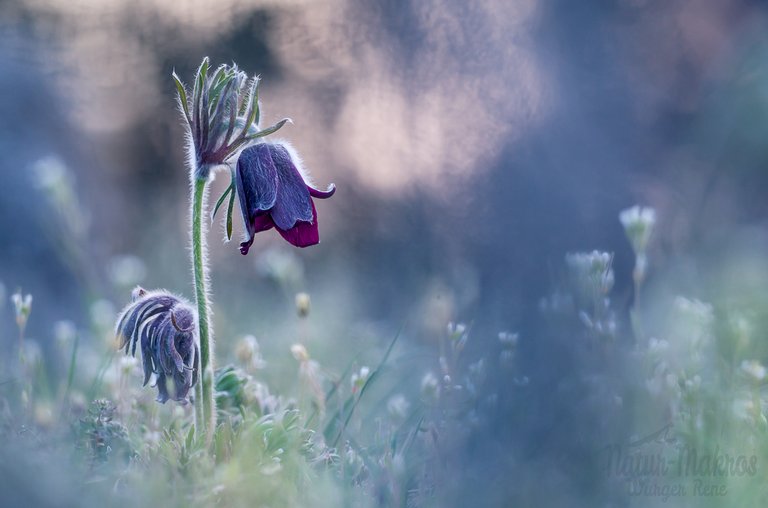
[11, 290, 33, 331]
[351, 366, 371, 392]
[619, 205, 656, 255]
[447, 322, 467, 338]
[420, 371, 440, 403]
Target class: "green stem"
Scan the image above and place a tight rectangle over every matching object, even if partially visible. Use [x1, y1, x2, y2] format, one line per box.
[192, 177, 215, 443]
[63, 331, 80, 406]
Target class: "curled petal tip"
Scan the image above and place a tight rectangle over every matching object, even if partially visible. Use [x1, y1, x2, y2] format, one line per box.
[240, 241, 251, 255]
[309, 183, 336, 199]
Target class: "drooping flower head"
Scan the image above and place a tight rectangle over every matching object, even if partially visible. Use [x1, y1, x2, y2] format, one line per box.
[115, 287, 199, 404]
[236, 142, 335, 252]
[172, 58, 290, 180]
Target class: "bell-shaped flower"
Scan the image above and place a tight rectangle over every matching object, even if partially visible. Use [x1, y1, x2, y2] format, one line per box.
[235, 142, 335, 252]
[115, 287, 199, 404]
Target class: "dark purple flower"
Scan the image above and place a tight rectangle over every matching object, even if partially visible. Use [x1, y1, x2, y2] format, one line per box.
[115, 287, 199, 404]
[236, 142, 335, 253]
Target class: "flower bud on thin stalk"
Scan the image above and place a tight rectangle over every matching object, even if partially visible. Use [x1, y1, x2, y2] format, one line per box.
[294, 291, 312, 354]
[619, 205, 656, 303]
[11, 289, 32, 347]
[291, 344, 325, 415]
[11, 289, 33, 413]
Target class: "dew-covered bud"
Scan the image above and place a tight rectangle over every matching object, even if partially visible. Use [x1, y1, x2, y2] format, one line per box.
[115, 288, 199, 404]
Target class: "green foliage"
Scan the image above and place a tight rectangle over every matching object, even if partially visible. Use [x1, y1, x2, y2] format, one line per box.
[215, 366, 249, 417]
[76, 399, 133, 465]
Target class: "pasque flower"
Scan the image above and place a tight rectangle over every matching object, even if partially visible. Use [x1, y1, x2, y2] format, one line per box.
[236, 142, 335, 252]
[115, 287, 199, 404]
[169, 58, 337, 441]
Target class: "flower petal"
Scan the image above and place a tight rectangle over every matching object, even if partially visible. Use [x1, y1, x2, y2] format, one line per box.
[236, 143, 279, 243]
[240, 214, 275, 255]
[269, 144, 313, 231]
[277, 201, 320, 247]
[155, 373, 169, 403]
[308, 183, 336, 199]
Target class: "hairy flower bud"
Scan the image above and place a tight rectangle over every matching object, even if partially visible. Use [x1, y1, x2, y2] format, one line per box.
[173, 58, 291, 180]
[115, 287, 199, 404]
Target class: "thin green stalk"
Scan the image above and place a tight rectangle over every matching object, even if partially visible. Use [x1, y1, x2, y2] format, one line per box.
[63, 331, 80, 405]
[192, 177, 216, 443]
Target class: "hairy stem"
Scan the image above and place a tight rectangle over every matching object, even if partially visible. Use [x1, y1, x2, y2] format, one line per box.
[192, 177, 215, 443]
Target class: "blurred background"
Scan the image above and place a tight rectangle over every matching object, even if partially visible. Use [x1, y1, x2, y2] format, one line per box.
[2, 0, 768, 506]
